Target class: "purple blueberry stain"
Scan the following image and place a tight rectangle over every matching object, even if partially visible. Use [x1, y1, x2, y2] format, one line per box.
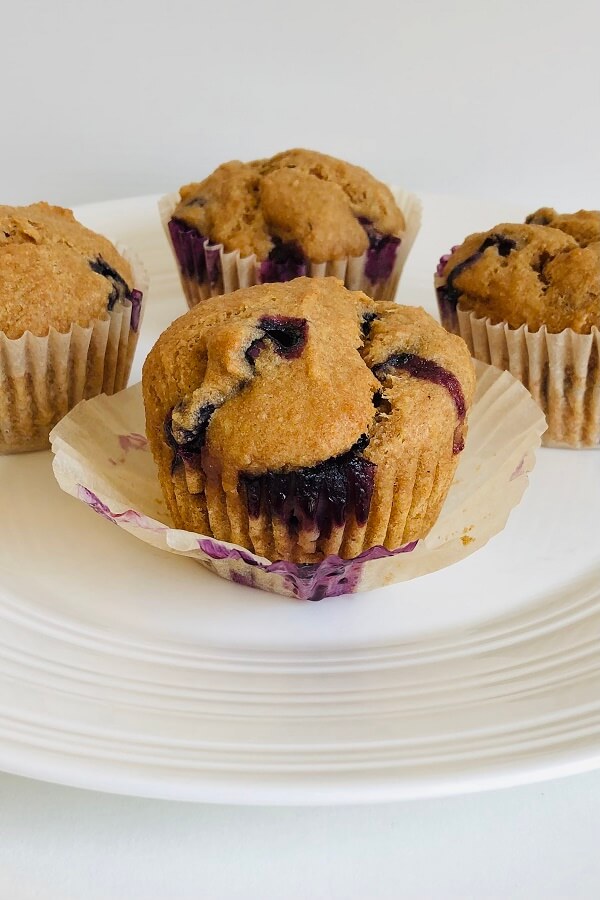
[240, 434, 376, 540]
[510, 455, 527, 482]
[118, 432, 148, 453]
[436, 245, 460, 278]
[246, 316, 308, 364]
[230, 570, 257, 588]
[436, 253, 481, 330]
[77, 486, 166, 533]
[358, 217, 401, 283]
[259, 238, 307, 283]
[77, 484, 417, 600]
[373, 353, 466, 454]
[198, 535, 418, 600]
[129, 289, 143, 332]
[89, 255, 132, 312]
[165, 404, 217, 474]
[168, 218, 208, 282]
[77, 488, 419, 600]
[436, 234, 516, 329]
[204, 244, 221, 285]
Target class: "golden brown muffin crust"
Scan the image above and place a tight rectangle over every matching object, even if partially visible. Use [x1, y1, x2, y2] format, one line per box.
[143, 277, 475, 561]
[438, 222, 600, 333]
[0, 202, 134, 339]
[146, 278, 378, 481]
[526, 207, 600, 248]
[173, 149, 405, 263]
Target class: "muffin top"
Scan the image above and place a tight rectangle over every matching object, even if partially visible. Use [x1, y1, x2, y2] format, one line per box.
[143, 277, 475, 494]
[172, 149, 405, 263]
[526, 207, 600, 249]
[0, 202, 135, 339]
[436, 222, 600, 333]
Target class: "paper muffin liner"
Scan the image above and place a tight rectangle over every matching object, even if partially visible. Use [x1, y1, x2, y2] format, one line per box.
[0, 245, 148, 454]
[435, 259, 600, 449]
[50, 361, 545, 600]
[159, 187, 422, 309]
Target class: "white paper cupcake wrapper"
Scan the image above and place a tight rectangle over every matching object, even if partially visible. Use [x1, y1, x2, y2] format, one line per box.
[0, 245, 148, 454]
[50, 361, 545, 600]
[435, 250, 600, 449]
[159, 186, 422, 309]
[434, 292, 600, 448]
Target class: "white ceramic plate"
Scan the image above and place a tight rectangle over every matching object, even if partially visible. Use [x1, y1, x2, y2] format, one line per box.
[0, 193, 599, 805]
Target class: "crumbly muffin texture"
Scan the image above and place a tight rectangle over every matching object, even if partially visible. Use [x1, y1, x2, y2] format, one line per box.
[173, 149, 405, 263]
[143, 277, 475, 564]
[526, 207, 600, 248]
[437, 222, 600, 333]
[0, 202, 134, 339]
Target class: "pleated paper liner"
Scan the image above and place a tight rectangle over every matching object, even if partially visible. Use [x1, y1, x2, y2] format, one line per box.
[158, 187, 422, 309]
[172, 434, 459, 565]
[50, 361, 546, 600]
[438, 304, 600, 449]
[0, 245, 148, 454]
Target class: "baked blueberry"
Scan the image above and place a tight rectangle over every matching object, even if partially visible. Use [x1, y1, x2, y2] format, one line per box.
[240, 436, 376, 540]
[259, 239, 307, 283]
[359, 217, 402, 283]
[436, 233, 516, 330]
[245, 317, 308, 364]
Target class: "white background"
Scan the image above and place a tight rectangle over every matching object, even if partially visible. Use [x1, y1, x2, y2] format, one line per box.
[3, 1, 600, 897]
[3, 0, 600, 210]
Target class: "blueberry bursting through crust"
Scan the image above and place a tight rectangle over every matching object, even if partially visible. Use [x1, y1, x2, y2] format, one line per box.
[372, 353, 467, 454]
[163, 309, 467, 543]
[436, 232, 517, 329]
[245, 315, 308, 362]
[89, 255, 143, 331]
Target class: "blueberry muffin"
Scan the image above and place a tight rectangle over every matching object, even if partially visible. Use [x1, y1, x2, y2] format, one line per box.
[161, 149, 421, 307]
[435, 222, 600, 447]
[0, 202, 146, 453]
[143, 277, 475, 563]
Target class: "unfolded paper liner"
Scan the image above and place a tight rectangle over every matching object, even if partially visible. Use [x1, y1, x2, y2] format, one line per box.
[158, 187, 422, 309]
[434, 279, 600, 448]
[50, 361, 546, 601]
[0, 245, 148, 454]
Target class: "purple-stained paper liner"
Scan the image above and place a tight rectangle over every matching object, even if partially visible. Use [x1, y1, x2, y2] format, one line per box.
[258, 240, 308, 284]
[434, 248, 600, 448]
[129, 289, 144, 333]
[158, 188, 422, 309]
[78, 481, 417, 601]
[50, 361, 546, 600]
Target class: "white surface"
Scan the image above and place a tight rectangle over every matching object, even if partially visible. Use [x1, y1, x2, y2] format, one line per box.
[3, 0, 600, 892]
[1, 769, 599, 899]
[2, 192, 596, 805]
